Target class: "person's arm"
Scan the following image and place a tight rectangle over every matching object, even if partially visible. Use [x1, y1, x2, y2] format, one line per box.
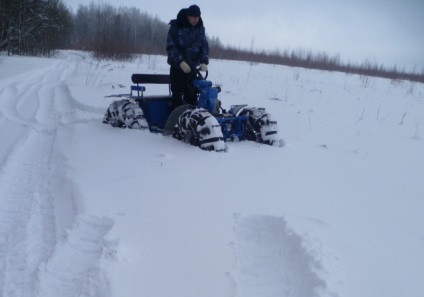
[198, 27, 209, 65]
[166, 26, 183, 68]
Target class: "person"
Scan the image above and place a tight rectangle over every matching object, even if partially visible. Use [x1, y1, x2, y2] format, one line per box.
[166, 4, 209, 108]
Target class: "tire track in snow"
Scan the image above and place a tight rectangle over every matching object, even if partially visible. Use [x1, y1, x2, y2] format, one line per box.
[0, 61, 59, 124]
[0, 54, 114, 297]
[0, 84, 36, 125]
[232, 215, 326, 297]
[0, 131, 57, 297]
[0, 117, 30, 169]
[0, 61, 65, 295]
[37, 215, 113, 297]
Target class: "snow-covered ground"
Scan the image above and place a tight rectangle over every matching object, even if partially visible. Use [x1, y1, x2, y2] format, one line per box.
[0, 51, 423, 297]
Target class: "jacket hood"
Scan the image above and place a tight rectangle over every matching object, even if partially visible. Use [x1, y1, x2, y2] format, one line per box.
[169, 8, 204, 28]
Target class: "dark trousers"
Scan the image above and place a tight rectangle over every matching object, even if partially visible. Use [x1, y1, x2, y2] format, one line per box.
[170, 66, 197, 107]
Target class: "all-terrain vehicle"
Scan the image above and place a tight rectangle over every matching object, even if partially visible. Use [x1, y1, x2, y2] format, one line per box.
[103, 70, 281, 151]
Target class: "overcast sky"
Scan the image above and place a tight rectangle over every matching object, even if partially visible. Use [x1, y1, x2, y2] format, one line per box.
[65, 0, 424, 72]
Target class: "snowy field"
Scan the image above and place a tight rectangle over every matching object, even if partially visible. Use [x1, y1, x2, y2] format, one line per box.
[0, 50, 423, 297]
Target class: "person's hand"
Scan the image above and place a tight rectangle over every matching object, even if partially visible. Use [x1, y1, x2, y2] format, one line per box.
[180, 61, 191, 73]
[200, 63, 208, 72]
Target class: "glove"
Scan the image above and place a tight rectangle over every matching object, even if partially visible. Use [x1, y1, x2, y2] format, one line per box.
[200, 63, 208, 72]
[180, 61, 191, 74]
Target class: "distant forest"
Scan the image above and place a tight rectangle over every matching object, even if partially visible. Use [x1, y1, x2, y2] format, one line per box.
[1, 0, 423, 83]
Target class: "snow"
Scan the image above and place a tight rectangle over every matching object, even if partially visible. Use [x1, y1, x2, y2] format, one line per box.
[0, 50, 423, 297]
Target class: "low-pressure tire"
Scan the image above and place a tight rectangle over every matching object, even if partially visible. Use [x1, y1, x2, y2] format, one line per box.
[164, 104, 193, 136]
[103, 99, 148, 129]
[173, 108, 225, 152]
[238, 107, 279, 145]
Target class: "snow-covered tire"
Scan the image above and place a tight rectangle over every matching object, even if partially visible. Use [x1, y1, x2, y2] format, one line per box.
[164, 104, 192, 136]
[238, 107, 279, 145]
[173, 108, 225, 152]
[103, 99, 148, 129]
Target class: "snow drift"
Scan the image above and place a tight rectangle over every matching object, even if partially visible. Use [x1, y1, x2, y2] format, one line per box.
[232, 214, 325, 297]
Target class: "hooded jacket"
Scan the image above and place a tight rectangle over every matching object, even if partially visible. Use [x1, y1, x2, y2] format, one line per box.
[166, 8, 209, 70]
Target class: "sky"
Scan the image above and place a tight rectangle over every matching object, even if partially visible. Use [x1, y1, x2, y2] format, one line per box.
[65, 0, 424, 72]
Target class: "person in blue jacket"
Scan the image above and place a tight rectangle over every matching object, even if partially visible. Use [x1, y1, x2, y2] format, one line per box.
[166, 5, 209, 108]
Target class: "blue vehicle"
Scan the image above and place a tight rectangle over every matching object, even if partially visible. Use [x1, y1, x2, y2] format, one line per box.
[103, 70, 280, 151]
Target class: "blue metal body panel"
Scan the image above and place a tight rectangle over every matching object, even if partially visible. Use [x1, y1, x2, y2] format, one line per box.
[216, 115, 248, 141]
[138, 96, 172, 132]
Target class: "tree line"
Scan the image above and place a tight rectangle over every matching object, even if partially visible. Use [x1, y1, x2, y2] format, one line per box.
[0, 0, 71, 57]
[0, 0, 168, 58]
[211, 44, 424, 84]
[69, 3, 168, 60]
[1, 0, 423, 83]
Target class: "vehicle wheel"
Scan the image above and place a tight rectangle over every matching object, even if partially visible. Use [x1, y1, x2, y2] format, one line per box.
[238, 107, 279, 145]
[163, 104, 193, 136]
[173, 108, 225, 152]
[103, 99, 148, 129]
